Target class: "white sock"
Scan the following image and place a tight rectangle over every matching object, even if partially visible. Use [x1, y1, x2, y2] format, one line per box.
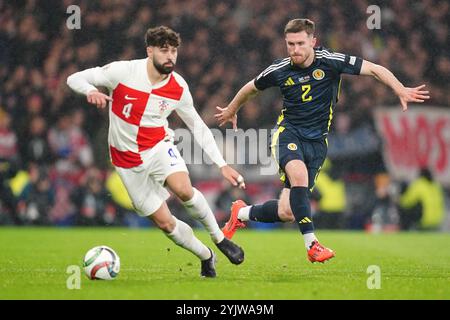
[165, 217, 211, 260]
[237, 206, 252, 221]
[303, 232, 317, 249]
[183, 188, 224, 244]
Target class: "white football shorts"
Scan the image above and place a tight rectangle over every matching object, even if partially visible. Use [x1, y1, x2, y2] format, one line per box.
[115, 140, 188, 216]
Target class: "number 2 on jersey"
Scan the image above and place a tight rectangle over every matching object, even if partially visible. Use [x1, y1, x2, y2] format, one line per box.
[301, 84, 312, 102]
[122, 103, 133, 119]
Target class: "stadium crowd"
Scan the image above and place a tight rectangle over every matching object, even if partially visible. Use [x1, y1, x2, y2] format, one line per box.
[0, 0, 448, 228]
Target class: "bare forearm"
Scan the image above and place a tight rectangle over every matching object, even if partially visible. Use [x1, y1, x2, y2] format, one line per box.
[178, 108, 227, 168]
[227, 80, 259, 115]
[361, 60, 404, 95]
[373, 65, 405, 94]
[359, 59, 430, 111]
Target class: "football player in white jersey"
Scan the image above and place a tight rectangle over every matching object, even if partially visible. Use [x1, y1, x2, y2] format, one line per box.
[67, 26, 245, 277]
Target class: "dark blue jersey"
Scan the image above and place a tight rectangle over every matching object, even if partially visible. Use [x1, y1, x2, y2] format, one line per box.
[254, 47, 363, 140]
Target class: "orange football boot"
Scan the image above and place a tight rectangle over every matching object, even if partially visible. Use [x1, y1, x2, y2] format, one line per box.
[307, 241, 335, 263]
[222, 200, 247, 239]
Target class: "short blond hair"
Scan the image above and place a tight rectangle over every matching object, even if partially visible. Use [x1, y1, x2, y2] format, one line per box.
[284, 19, 315, 35]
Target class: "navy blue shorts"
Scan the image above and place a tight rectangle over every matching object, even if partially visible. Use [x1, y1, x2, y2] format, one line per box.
[271, 126, 327, 190]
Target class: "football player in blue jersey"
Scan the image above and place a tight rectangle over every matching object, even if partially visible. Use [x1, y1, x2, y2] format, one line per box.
[215, 18, 430, 263]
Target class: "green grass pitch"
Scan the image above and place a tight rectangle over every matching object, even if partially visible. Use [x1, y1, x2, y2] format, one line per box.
[0, 227, 449, 299]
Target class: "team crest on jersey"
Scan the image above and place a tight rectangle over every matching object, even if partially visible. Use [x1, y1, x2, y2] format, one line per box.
[287, 143, 298, 151]
[159, 100, 169, 113]
[312, 69, 325, 80]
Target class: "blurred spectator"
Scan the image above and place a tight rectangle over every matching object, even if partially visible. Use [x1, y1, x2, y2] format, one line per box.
[71, 167, 119, 226]
[312, 159, 346, 229]
[328, 113, 383, 176]
[327, 113, 384, 229]
[15, 93, 45, 146]
[0, 160, 18, 224]
[105, 169, 150, 228]
[24, 116, 53, 166]
[398, 168, 445, 230]
[47, 110, 93, 172]
[47, 113, 76, 161]
[0, 109, 19, 224]
[17, 164, 54, 225]
[105, 170, 133, 212]
[367, 173, 400, 233]
[0, 109, 18, 162]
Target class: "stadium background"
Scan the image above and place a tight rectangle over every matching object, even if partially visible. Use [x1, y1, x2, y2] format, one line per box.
[1, 0, 449, 231]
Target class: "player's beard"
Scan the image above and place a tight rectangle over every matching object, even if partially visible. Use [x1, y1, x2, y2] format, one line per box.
[291, 50, 313, 66]
[291, 52, 307, 65]
[153, 60, 175, 74]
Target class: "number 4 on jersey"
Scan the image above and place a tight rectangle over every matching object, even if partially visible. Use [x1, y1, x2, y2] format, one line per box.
[122, 103, 133, 118]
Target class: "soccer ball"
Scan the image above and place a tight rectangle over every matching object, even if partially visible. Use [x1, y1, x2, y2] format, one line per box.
[83, 245, 120, 280]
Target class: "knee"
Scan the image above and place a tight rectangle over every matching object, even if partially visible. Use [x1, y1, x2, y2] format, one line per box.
[175, 186, 194, 202]
[285, 161, 308, 187]
[288, 172, 307, 187]
[156, 219, 176, 233]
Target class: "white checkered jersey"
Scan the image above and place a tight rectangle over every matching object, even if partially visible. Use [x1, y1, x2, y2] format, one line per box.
[67, 58, 226, 169]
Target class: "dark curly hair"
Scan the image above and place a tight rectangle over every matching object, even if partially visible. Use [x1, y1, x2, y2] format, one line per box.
[145, 26, 181, 48]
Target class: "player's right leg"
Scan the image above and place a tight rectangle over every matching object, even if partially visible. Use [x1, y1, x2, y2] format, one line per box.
[115, 166, 216, 277]
[222, 126, 292, 239]
[149, 201, 217, 277]
[222, 193, 291, 240]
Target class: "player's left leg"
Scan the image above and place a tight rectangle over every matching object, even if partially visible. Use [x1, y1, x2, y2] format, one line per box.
[230, 188, 293, 225]
[165, 171, 244, 265]
[115, 164, 216, 277]
[283, 159, 335, 263]
[283, 159, 317, 245]
[165, 171, 222, 242]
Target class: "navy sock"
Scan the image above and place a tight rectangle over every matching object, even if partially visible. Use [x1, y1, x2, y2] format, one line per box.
[249, 200, 281, 223]
[289, 187, 314, 234]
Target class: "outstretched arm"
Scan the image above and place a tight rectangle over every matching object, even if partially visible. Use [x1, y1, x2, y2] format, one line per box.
[176, 92, 246, 189]
[67, 62, 128, 109]
[215, 80, 260, 130]
[360, 60, 430, 111]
